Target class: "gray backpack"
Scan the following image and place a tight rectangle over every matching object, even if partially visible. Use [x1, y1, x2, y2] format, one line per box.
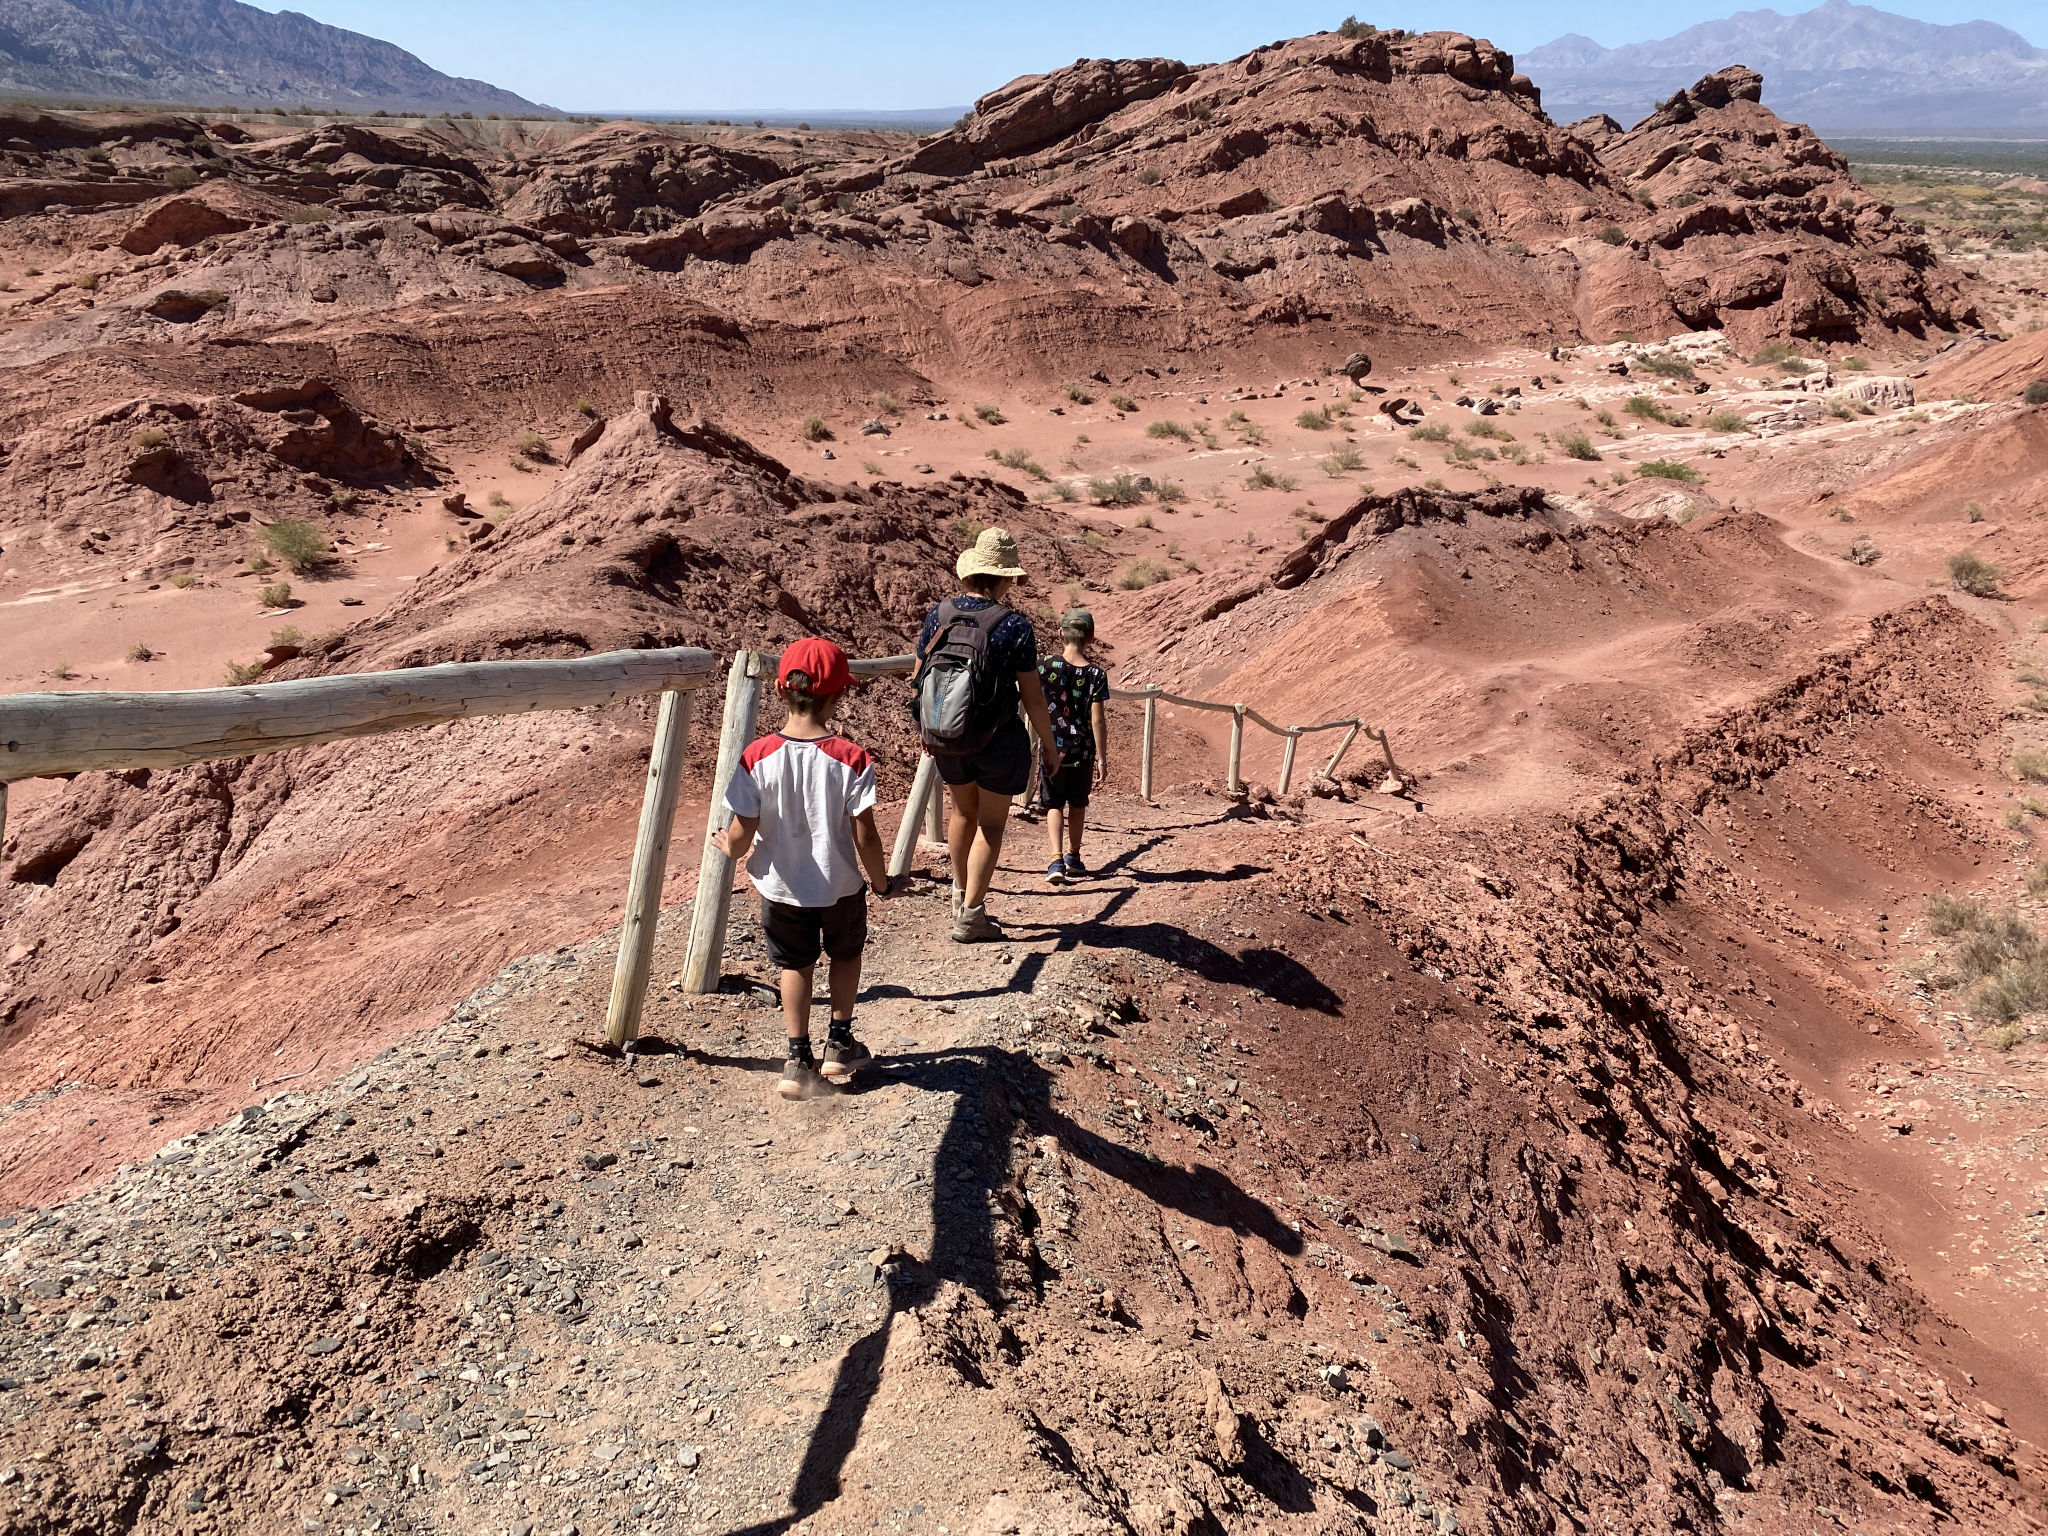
[913, 598, 1012, 756]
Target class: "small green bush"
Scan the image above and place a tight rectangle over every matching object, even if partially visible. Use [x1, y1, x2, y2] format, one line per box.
[169, 571, 199, 589]
[950, 517, 987, 545]
[223, 659, 266, 685]
[1625, 395, 1670, 423]
[487, 489, 512, 511]
[1705, 410, 1750, 433]
[1408, 422, 1450, 443]
[1966, 500, 1986, 523]
[132, 427, 168, 450]
[2024, 379, 2048, 406]
[1751, 340, 1810, 374]
[515, 429, 550, 461]
[1948, 551, 2000, 597]
[1107, 393, 1137, 413]
[988, 447, 1049, 480]
[575, 396, 598, 417]
[1065, 383, 1094, 404]
[2016, 749, 2048, 783]
[974, 403, 1005, 424]
[1639, 459, 1701, 483]
[2027, 861, 2048, 898]
[1147, 420, 1193, 442]
[1244, 467, 1298, 491]
[258, 582, 293, 608]
[126, 642, 153, 662]
[1465, 419, 1513, 442]
[1321, 444, 1364, 475]
[1153, 478, 1186, 504]
[800, 415, 831, 442]
[1089, 474, 1144, 506]
[1295, 406, 1333, 431]
[1637, 351, 1695, 380]
[1597, 225, 1627, 246]
[874, 390, 900, 415]
[261, 520, 327, 574]
[1558, 431, 1600, 461]
[164, 166, 200, 190]
[1118, 559, 1171, 590]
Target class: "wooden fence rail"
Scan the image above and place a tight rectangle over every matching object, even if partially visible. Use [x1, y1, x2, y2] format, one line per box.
[0, 645, 720, 1049]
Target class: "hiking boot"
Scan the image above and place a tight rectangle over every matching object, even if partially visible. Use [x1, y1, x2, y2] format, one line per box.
[1046, 859, 1069, 886]
[819, 1031, 872, 1082]
[1063, 855, 1089, 878]
[777, 1055, 828, 1101]
[952, 903, 1000, 943]
[951, 883, 965, 920]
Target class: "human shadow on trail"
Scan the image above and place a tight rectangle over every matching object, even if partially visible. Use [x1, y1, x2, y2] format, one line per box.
[719, 1042, 1300, 1536]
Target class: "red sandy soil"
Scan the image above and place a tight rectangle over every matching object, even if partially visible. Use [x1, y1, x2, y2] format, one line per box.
[3, 23, 2048, 1536]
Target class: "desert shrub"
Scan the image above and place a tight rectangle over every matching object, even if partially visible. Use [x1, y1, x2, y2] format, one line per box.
[1135, 168, 1160, 186]
[974, 403, 1005, 424]
[861, 459, 884, 476]
[873, 390, 900, 415]
[2024, 379, 2048, 406]
[72, 272, 99, 291]
[1826, 400, 1856, 421]
[1595, 408, 1619, 430]
[261, 520, 327, 574]
[1751, 340, 1810, 374]
[988, 447, 1049, 480]
[223, 659, 266, 685]
[1465, 419, 1513, 441]
[258, 581, 293, 608]
[1089, 474, 1144, 506]
[1291, 504, 1327, 524]
[800, 415, 832, 442]
[950, 517, 987, 545]
[2017, 749, 2048, 783]
[1321, 444, 1364, 475]
[1147, 420, 1193, 442]
[1958, 912, 2035, 979]
[2028, 861, 2048, 898]
[1705, 410, 1750, 433]
[1840, 355, 1869, 372]
[1135, 512, 1154, 529]
[1927, 893, 1989, 935]
[1236, 421, 1266, 445]
[132, 427, 168, 450]
[1065, 383, 1094, 404]
[1244, 467, 1297, 491]
[487, 489, 512, 511]
[1639, 459, 1701, 483]
[164, 166, 200, 190]
[1118, 559, 1171, 590]
[575, 396, 598, 417]
[1107, 393, 1138, 413]
[1557, 430, 1600, 461]
[1948, 551, 1999, 596]
[1637, 351, 1695, 379]
[1408, 422, 1450, 442]
[330, 488, 359, 512]
[1337, 16, 1375, 39]
[126, 642, 153, 662]
[1153, 478, 1186, 504]
[1597, 225, 1626, 246]
[169, 571, 199, 589]
[1984, 1021, 2028, 1049]
[1625, 395, 1670, 423]
[515, 429, 550, 461]
[1844, 536, 1880, 566]
[1045, 482, 1078, 503]
[1447, 440, 1496, 463]
[1966, 500, 1986, 523]
[286, 203, 330, 224]
[269, 624, 307, 648]
[1296, 406, 1333, 431]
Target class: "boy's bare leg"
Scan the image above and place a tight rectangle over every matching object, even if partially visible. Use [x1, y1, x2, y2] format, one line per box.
[947, 781, 981, 893]
[1046, 805, 1066, 863]
[826, 953, 861, 1026]
[1067, 803, 1087, 862]
[779, 964, 816, 1053]
[965, 793, 1012, 907]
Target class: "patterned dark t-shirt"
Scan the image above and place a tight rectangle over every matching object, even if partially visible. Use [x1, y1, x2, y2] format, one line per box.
[1038, 656, 1108, 763]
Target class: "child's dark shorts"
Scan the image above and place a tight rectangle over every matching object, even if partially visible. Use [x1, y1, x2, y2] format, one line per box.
[933, 716, 1032, 797]
[761, 890, 868, 970]
[1041, 756, 1095, 811]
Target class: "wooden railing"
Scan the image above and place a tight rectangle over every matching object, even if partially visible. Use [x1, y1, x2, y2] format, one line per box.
[2, 643, 1403, 1021]
[0, 647, 720, 1049]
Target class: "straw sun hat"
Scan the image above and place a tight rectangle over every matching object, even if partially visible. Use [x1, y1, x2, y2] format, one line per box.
[956, 526, 1027, 581]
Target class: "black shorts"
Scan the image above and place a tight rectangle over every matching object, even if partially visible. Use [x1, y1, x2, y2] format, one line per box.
[1041, 757, 1094, 810]
[933, 716, 1031, 798]
[761, 890, 868, 971]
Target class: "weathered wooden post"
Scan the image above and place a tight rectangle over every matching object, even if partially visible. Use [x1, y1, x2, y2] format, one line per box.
[1277, 731, 1300, 798]
[1325, 720, 1362, 780]
[889, 753, 941, 880]
[1227, 705, 1245, 796]
[680, 650, 768, 995]
[604, 687, 697, 1046]
[924, 761, 947, 842]
[1140, 691, 1158, 801]
[0, 780, 8, 862]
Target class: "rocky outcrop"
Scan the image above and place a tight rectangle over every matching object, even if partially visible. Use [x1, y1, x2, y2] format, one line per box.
[903, 56, 1191, 176]
[501, 128, 789, 236]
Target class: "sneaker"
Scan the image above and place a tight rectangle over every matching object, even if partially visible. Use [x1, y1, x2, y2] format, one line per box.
[1046, 859, 1069, 886]
[1063, 855, 1089, 878]
[819, 1031, 872, 1082]
[952, 903, 1000, 943]
[777, 1056, 828, 1101]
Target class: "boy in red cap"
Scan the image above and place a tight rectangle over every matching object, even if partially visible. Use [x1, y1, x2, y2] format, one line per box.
[713, 638, 896, 1099]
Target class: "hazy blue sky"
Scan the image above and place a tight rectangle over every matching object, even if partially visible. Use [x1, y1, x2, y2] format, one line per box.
[296, 1, 2047, 110]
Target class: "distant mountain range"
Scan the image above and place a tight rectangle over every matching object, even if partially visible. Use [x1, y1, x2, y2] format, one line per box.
[1524, 0, 2048, 135]
[0, 0, 548, 114]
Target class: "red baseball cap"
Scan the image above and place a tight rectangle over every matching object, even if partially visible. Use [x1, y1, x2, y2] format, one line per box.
[776, 637, 864, 694]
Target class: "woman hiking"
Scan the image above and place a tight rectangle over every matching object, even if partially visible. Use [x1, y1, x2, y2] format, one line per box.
[912, 528, 1062, 942]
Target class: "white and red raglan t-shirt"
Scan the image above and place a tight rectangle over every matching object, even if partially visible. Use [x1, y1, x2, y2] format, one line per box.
[722, 733, 878, 909]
